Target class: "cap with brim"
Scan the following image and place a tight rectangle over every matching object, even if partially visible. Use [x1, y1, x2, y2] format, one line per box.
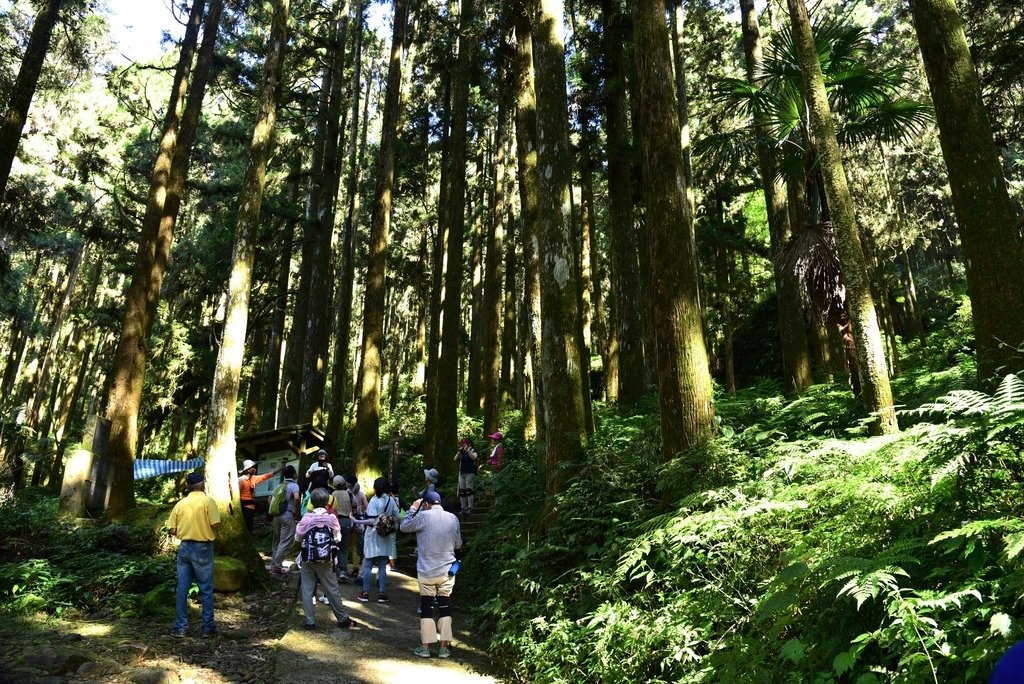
[489, 432, 503, 441]
[423, 491, 441, 504]
[333, 475, 347, 487]
[240, 459, 256, 474]
[186, 472, 204, 486]
[424, 468, 438, 483]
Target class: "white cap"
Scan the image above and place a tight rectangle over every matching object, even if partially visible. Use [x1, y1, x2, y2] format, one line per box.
[239, 459, 257, 474]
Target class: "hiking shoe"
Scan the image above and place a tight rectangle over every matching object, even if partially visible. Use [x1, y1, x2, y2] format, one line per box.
[438, 647, 451, 659]
[356, 591, 369, 602]
[377, 593, 390, 603]
[413, 646, 432, 658]
[269, 566, 286, 575]
[318, 595, 330, 604]
[302, 623, 316, 631]
[171, 628, 187, 638]
[337, 618, 356, 629]
[201, 627, 217, 637]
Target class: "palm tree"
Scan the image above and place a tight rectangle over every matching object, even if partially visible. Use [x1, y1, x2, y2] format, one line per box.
[699, 19, 929, 416]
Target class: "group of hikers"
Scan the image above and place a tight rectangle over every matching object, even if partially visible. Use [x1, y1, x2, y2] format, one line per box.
[167, 431, 506, 659]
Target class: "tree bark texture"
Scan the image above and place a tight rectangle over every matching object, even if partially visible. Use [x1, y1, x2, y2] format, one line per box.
[0, 0, 64, 198]
[105, 0, 221, 520]
[739, 0, 812, 396]
[513, 2, 543, 441]
[601, 0, 645, 406]
[353, 0, 409, 476]
[533, 0, 588, 498]
[327, 0, 366, 447]
[205, 0, 290, 580]
[909, 0, 1024, 383]
[430, 0, 477, 473]
[631, 0, 715, 458]
[483, 64, 511, 435]
[787, 0, 897, 434]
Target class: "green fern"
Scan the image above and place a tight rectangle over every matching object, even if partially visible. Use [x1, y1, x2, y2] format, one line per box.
[901, 373, 1024, 419]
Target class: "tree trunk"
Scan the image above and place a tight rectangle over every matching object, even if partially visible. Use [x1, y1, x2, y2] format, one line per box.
[787, 0, 897, 434]
[501, 203, 517, 404]
[353, 0, 409, 477]
[739, 0, 812, 396]
[204, 0, 290, 581]
[533, 0, 588, 500]
[483, 68, 510, 434]
[601, 0, 645, 407]
[0, 0, 64, 198]
[430, 0, 477, 472]
[512, 1, 543, 442]
[261, 165, 299, 430]
[909, 0, 1024, 384]
[327, 0, 367, 447]
[105, 0, 222, 520]
[667, 0, 696, 221]
[301, 2, 352, 426]
[631, 0, 715, 458]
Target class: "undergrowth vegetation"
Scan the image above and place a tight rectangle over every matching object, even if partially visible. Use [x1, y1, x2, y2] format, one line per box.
[0, 491, 174, 618]
[464, 358, 1024, 683]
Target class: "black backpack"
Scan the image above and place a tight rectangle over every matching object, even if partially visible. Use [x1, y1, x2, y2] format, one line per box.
[302, 525, 334, 564]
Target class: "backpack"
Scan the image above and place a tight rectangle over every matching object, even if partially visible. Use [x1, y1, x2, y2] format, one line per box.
[374, 496, 399, 537]
[302, 525, 334, 564]
[268, 481, 288, 516]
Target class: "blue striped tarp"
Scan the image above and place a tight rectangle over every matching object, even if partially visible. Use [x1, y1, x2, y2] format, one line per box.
[134, 458, 205, 481]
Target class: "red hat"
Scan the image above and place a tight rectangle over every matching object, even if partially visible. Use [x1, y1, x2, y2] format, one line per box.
[489, 432, 503, 441]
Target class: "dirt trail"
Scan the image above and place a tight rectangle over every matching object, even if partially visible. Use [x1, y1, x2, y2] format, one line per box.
[272, 563, 497, 684]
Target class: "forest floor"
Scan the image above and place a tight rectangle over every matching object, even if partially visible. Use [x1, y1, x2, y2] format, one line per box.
[0, 554, 499, 684]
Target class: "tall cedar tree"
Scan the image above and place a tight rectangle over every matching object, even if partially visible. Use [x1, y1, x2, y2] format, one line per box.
[0, 0, 64, 198]
[601, 0, 646, 406]
[482, 35, 512, 436]
[353, 0, 409, 476]
[533, 0, 588, 500]
[301, 1, 353, 425]
[205, 0, 291, 578]
[739, 0, 813, 396]
[430, 0, 477, 472]
[631, 0, 714, 458]
[909, 0, 1024, 384]
[105, 0, 223, 519]
[786, 0, 897, 434]
[512, 0, 544, 441]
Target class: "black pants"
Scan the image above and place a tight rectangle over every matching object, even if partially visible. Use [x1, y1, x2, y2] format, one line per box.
[242, 505, 256, 532]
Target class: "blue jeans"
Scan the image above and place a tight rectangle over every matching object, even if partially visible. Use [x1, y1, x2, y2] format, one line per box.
[361, 555, 388, 594]
[175, 540, 215, 631]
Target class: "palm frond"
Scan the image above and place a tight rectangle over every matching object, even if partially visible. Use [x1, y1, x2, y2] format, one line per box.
[780, 222, 844, 317]
[838, 100, 933, 145]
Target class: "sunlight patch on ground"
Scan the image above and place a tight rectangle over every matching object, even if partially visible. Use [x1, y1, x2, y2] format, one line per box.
[75, 623, 112, 637]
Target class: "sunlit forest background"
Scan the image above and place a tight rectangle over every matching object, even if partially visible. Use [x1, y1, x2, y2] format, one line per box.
[2, 0, 1024, 680]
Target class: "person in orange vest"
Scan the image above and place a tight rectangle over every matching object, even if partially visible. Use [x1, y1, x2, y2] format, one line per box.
[238, 459, 282, 533]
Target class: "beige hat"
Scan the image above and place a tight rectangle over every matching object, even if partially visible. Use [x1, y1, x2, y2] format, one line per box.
[239, 459, 257, 474]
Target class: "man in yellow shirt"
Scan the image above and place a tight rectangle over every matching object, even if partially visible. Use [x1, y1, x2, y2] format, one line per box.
[168, 472, 221, 637]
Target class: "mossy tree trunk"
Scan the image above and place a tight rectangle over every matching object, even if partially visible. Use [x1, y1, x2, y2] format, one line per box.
[600, 0, 646, 407]
[787, 0, 897, 434]
[105, 0, 222, 520]
[204, 0, 290, 580]
[429, 0, 477, 470]
[353, 0, 409, 477]
[631, 0, 715, 459]
[0, 0, 64, 198]
[909, 0, 1024, 384]
[512, 0, 544, 442]
[739, 0, 812, 397]
[533, 0, 588, 500]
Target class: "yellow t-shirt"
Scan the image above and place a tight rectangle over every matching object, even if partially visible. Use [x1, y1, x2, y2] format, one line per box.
[168, 491, 221, 542]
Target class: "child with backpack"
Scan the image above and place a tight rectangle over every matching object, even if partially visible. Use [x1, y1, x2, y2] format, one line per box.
[294, 488, 356, 630]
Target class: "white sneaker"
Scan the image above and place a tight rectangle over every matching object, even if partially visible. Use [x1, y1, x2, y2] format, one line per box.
[318, 596, 330, 604]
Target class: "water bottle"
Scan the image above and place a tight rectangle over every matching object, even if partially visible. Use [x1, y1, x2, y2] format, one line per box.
[448, 559, 461, 576]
